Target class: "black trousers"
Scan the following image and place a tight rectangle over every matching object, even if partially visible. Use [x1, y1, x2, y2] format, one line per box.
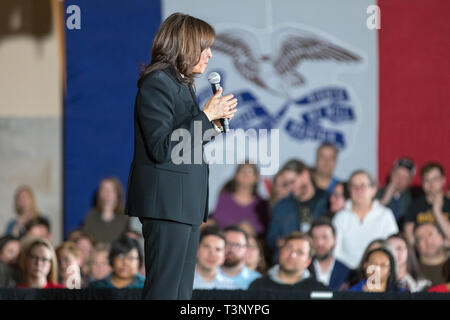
[140, 218, 200, 300]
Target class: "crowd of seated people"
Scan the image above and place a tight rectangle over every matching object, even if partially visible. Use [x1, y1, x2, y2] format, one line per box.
[0, 142, 449, 295]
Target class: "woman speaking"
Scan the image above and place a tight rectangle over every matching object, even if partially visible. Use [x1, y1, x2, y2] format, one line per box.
[124, 13, 237, 300]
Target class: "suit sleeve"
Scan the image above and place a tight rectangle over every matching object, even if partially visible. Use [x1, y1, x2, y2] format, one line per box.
[136, 73, 216, 164]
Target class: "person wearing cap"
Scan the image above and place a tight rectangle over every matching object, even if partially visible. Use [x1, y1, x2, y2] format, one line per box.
[376, 158, 415, 227]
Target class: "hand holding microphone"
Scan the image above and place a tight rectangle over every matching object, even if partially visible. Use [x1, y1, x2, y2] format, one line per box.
[202, 72, 237, 132]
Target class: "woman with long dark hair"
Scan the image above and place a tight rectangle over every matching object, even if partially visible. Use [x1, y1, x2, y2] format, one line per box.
[125, 13, 237, 300]
[348, 247, 404, 292]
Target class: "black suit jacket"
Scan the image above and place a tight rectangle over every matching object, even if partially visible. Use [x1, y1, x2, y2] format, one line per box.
[125, 66, 219, 225]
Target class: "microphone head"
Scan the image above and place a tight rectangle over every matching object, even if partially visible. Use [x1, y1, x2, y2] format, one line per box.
[208, 72, 221, 84]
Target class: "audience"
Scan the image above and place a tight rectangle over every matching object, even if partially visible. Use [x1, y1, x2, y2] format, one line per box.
[348, 247, 404, 292]
[193, 227, 237, 289]
[212, 163, 270, 238]
[248, 231, 328, 291]
[87, 243, 112, 282]
[5, 185, 42, 238]
[267, 160, 328, 261]
[404, 162, 450, 246]
[82, 177, 130, 244]
[90, 236, 144, 289]
[414, 223, 448, 286]
[387, 233, 431, 292]
[333, 170, 398, 269]
[17, 238, 63, 289]
[308, 217, 351, 291]
[377, 158, 415, 227]
[312, 143, 340, 194]
[220, 226, 261, 289]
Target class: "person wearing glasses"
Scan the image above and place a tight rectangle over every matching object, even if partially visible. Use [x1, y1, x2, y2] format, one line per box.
[90, 236, 144, 289]
[219, 226, 261, 289]
[17, 238, 64, 289]
[332, 170, 398, 269]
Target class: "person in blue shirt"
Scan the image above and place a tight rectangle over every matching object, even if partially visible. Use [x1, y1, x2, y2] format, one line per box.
[219, 226, 261, 289]
[348, 247, 406, 292]
[267, 161, 328, 263]
[90, 235, 145, 289]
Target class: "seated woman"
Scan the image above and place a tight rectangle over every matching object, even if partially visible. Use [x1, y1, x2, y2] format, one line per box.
[6, 185, 43, 239]
[211, 163, 270, 239]
[388, 233, 431, 292]
[348, 247, 405, 292]
[17, 238, 64, 289]
[82, 177, 129, 244]
[90, 236, 144, 289]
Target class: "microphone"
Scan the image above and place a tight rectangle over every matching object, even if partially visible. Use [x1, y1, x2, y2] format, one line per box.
[208, 72, 229, 133]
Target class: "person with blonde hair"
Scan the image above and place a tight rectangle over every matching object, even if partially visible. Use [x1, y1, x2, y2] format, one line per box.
[6, 185, 42, 238]
[17, 238, 63, 289]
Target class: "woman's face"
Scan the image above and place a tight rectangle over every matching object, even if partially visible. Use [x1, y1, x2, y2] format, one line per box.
[388, 237, 408, 268]
[113, 248, 139, 280]
[349, 173, 377, 207]
[235, 165, 258, 189]
[58, 250, 79, 279]
[365, 251, 391, 285]
[90, 251, 112, 280]
[0, 240, 20, 265]
[26, 245, 52, 282]
[192, 48, 212, 74]
[329, 183, 346, 213]
[17, 190, 32, 212]
[245, 237, 261, 269]
[99, 180, 118, 207]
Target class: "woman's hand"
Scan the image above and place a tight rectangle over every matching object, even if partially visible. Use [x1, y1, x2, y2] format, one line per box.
[203, 87, 238, 121]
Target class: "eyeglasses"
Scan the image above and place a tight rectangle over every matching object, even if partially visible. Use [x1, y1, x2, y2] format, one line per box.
[116, 254, 139, 262]
[28, 254, 51, 264]
[225, 242, 247, 250]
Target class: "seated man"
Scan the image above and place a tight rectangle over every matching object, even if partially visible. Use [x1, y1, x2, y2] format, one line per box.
[308, 217, 351, 291]
[193, 226, 238, 289]
[248, 231, 328, 292]
[219, 226, 261, 289]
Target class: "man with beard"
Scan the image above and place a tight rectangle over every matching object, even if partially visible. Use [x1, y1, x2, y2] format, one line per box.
[248, 231, 328, 291]
[219, 226, 261, 289]
[308, 217, 351, 291]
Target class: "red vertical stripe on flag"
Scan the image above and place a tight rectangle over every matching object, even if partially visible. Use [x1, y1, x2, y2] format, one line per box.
[378, 0, 450, 188]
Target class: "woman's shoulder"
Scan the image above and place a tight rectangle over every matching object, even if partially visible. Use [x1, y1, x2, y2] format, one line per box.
[140, 67, 180, 89]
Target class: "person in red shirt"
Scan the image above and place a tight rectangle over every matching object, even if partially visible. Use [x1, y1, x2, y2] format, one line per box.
[17, 238, 64, 289]
[428, 257, 450, 293]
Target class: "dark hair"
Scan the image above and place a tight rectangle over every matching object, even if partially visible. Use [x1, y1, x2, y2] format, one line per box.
[109, 236, 144, 269]
[413, 222, 445, 239]
[281, 159, 308, 175]
[442, 257, 450, 283]
[420, 162, 445, 178]
[363, 247, 399, 292]
[95, 177, 125, 215]
[199, 226, 226, 244]
[0, 235, 19, 255]
[223, 225, 249, 244]
[138, 12, 215, 87]
[25, 216, 51, 233]
[221, 162, 259, 196]
[309, 217, 336, 237]
[282, 231, 314, 258]
[387, 233, 425, 281]
[349, 169, 377, 187]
